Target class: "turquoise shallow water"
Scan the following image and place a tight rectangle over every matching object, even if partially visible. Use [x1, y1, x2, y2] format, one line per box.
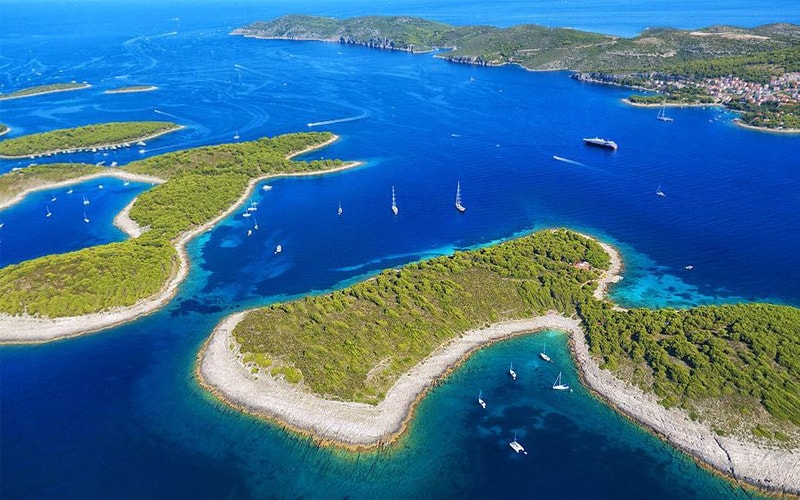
[1, 1, 799, 498]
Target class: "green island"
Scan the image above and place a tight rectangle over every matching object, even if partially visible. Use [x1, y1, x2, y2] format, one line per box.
[0, 121, 183, 159]
[0, 131, 347, 319]
[235, 16, 800, 129]
[0, 162, 106, 208]
[0, 82, 91, 101]
[228, 229, 800, 445]
[104, 85, 158, 94]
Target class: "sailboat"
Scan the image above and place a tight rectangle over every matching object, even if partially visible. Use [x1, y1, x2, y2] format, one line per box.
[509, 432, 527, 454]
[50, 194, 57, 202]
[337, 201, 343, 216]
[455, 181, 466, 213]
[233, 131, 240, 140]
[247, 201, 258, 212]
[83, 211, 90, 223]
[391, 186, 398, 215]
[82, 195, 90, 206]
[253, 218, 259, 231]
[45, 206, 52, 218]
[478, 391, 486, 409]
[274, 244, 282, 254]
[67, 188, 74, 194]
[509, 362, 517, 380]
[552, 371, 570, 391]
[539, 345, 551, 362]
[656, 184, 666, 197]
[657, 102, 674, 122]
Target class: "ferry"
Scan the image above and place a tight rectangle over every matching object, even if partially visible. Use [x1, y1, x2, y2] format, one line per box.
[583, 137, 618, 150]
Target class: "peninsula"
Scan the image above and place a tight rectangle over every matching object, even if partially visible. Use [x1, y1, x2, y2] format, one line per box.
[234, 16, 800, 130]
[198, 229, 800, 495]
[0, 132, 356, 343]
[0, 82, 91, 101]
[0, 121, 183, 159]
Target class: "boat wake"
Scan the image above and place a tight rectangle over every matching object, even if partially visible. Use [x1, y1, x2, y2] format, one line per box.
[307, 112, 368, 128]
[154, 109, 181, 119]
[552, 155, 586, 167]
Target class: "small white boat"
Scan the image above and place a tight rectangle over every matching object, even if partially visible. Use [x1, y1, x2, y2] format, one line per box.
[539, 345, 551, 363]
[656, 184, 666, 197]
[50, 194, 57, 202]
[253, 218, 259, 231]
[247, 229, 252, 236]
[509, 362, 516, 381]
[137, 141, 146, 147]
[233, 132, 240, 140]
[242, 211, 251, 218]
[455, 181, 466, 213]
[262, 185, 273, 191]
[46, 206, 52, 218]
[391, 186, 398, 215]
[478, 391, 486, 409]
[509, 432, 527, 454]
[123, 181, 130, 186]
[98, 184, 104, 190]
[274, 244, 282, 254]
[337, 201, 343, 216]
[247, 201, 258, 212]
[82, 195, 90, 206]
[67, 188, 74, 195]
[83, 212, 90, 224]
[685, 265, 694, 270]
[552, 371, 570, 391]
[138, 148, 146, 154]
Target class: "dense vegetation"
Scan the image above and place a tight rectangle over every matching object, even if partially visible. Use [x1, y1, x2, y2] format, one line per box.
[0, 240, 177, 317]
[0, 121, 181, 158]
[233, 229, 609, 403]
[730, 102, 800, 130]
[237, 16, 800, 72]
[232, 227, 800, 441]
[579, 301, 800, 438]
[0, 132, 346, 318]
[0, 163, 105, 206]
[0, 82, 89, 100]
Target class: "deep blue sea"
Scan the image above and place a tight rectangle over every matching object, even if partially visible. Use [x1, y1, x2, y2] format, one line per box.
[2, 1, 799, 498]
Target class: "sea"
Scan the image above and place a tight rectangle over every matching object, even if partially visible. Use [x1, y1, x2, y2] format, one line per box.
[1, 1, 799, 498]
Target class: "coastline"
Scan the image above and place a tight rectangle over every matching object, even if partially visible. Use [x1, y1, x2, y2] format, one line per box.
[0, 135, 357, 344]
[621, 98, 721, 109]
[104, 86, 158, 94]
[0, 124, 184, 160]
[0, 126, 10, 137]
[197, 236, 799, 495]
[0, 83, 91, 102]
[733, 118, 800, 134]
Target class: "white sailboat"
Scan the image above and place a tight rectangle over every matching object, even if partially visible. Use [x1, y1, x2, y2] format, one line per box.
[337, 201, 343, 216]
[478, 391, 486, 409]
[233, 131, 240, 140]
[509, 432, 527, 454]
[50, 194, 57, 202]
[46, 206, 52, 218]
[253, 218, 259, 231]
[657, 103, 674, 122]
[509, 362, 517, 380]
[274, 244, 282, 254]
[552, 371, 570, 391]
[83, 211, 90, 223]
[539, 345, 551, 362]
[247, 201, 258, 212]
[656, 184, 666, 197]
[247, 229, 252, 237]
[82, 195, 90, 206]
[391, 186, 398, 215]
[455, 181, 466, 213]
[67, 188, 74, 194]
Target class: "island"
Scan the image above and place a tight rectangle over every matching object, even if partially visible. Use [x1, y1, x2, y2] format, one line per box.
[104, 85, 158, 94]
[0, 82, 91, 101]
[198, 229, 799, 495]
[0, 132, 357, 343]
[0, 121, 183, 159]
[234, 16, 800, 130]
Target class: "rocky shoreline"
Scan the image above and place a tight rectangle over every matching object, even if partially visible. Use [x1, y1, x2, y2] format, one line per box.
[197, 237, 799, 495]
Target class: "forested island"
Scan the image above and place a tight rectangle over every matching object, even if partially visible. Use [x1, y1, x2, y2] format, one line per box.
[200, 228, 800, 493]
[0, 131, 350, 333]
[0, 82, 91, 101]
[0, 121, 183, 159]
[235, 16, 800, 130]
